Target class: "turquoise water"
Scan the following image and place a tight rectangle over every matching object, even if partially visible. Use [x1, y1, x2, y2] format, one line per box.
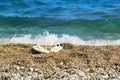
[0, 0, 120, 45]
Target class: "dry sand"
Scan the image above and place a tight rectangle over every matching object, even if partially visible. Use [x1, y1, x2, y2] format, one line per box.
[0, 43, 120, 68]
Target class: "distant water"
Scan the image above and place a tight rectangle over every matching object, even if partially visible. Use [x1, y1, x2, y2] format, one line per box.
[0, 0, 120, 45]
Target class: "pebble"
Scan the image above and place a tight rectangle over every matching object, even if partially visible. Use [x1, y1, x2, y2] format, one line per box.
[0, 62, 120, 80]
[77, 70, 86, 77]
[21, 66, 25, 69]
[60, 62, 64, 65]
[24, 76, 32, 80]
[37, 70, 42, 74]
[12, 73, 21, 78]
[29, 67, 34, 72]
[117, 75, 120, 79]
[68, 74, 78, 80]
[16, 66, 20, 70]
[101, 74, 109, 79]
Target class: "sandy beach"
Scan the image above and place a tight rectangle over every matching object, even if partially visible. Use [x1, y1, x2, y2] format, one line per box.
[0, 43, 120, 80]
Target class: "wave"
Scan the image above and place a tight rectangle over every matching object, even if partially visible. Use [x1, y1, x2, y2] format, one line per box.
[8, 31, 120, 45]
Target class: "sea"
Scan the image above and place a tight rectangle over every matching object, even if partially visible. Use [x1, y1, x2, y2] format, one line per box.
[0, 0, 120, 45]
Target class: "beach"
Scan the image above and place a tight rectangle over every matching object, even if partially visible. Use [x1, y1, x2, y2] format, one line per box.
[0, 43, 120, 80]
[0, 0, 120, 80]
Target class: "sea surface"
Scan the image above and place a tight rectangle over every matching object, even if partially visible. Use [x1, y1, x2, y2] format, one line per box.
[0, 0, 120, 45]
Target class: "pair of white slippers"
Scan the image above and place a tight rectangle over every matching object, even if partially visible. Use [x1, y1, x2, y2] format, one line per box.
[32, 44, 63, 53]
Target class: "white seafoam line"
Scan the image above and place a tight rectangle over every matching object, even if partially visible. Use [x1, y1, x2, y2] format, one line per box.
[8, 32, 120, 46]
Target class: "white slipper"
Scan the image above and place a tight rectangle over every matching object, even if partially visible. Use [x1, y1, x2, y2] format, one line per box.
[32, 44, 50, 53]
[50, 44, 63, 52]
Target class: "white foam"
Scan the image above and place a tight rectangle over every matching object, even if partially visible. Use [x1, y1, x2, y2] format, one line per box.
[9, 31, 120, 45]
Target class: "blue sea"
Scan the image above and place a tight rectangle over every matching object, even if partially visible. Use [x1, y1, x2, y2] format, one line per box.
[0, 0, 120, 45]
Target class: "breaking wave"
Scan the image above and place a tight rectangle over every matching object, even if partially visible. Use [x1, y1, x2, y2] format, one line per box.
[9, 31, 120, 46]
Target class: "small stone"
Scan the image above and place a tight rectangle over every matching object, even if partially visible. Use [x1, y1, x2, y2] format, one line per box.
[68, 74, 78, 80]
[44, 73, 51, 79]
[117, 75, 120, 79]
[16, 66, 20, 70]
[4, 69, 9, 72]
[38, 70, 42, 74]
[1, 76, 6, 80]
[85, 69, 90, 72]
[29, 67, 34, 72]
[89, 69, 94, 73]
[32, 72, 38, 78]
[20, 77, 24, 80]
[12, 73, 21, 77]
[101, 74, 109, 79]
[19, 72, 24, 76]
[21, 66, 25, 69]
[34, 68, 39, 72]
[77, 70, 86, 77]
[98, 68, 104, 72]
[5, 77, 11, 80]
[111, 78, 116, 80]
[24, 76, 32, 80]
[89, 73, 94, 78]
[60, 62, 64, 65]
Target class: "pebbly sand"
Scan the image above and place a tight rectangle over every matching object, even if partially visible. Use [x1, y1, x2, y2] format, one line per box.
[0, 43, 120, 80]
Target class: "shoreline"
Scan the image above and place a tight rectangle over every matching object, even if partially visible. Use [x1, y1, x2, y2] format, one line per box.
[0, 43, 120, 79]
